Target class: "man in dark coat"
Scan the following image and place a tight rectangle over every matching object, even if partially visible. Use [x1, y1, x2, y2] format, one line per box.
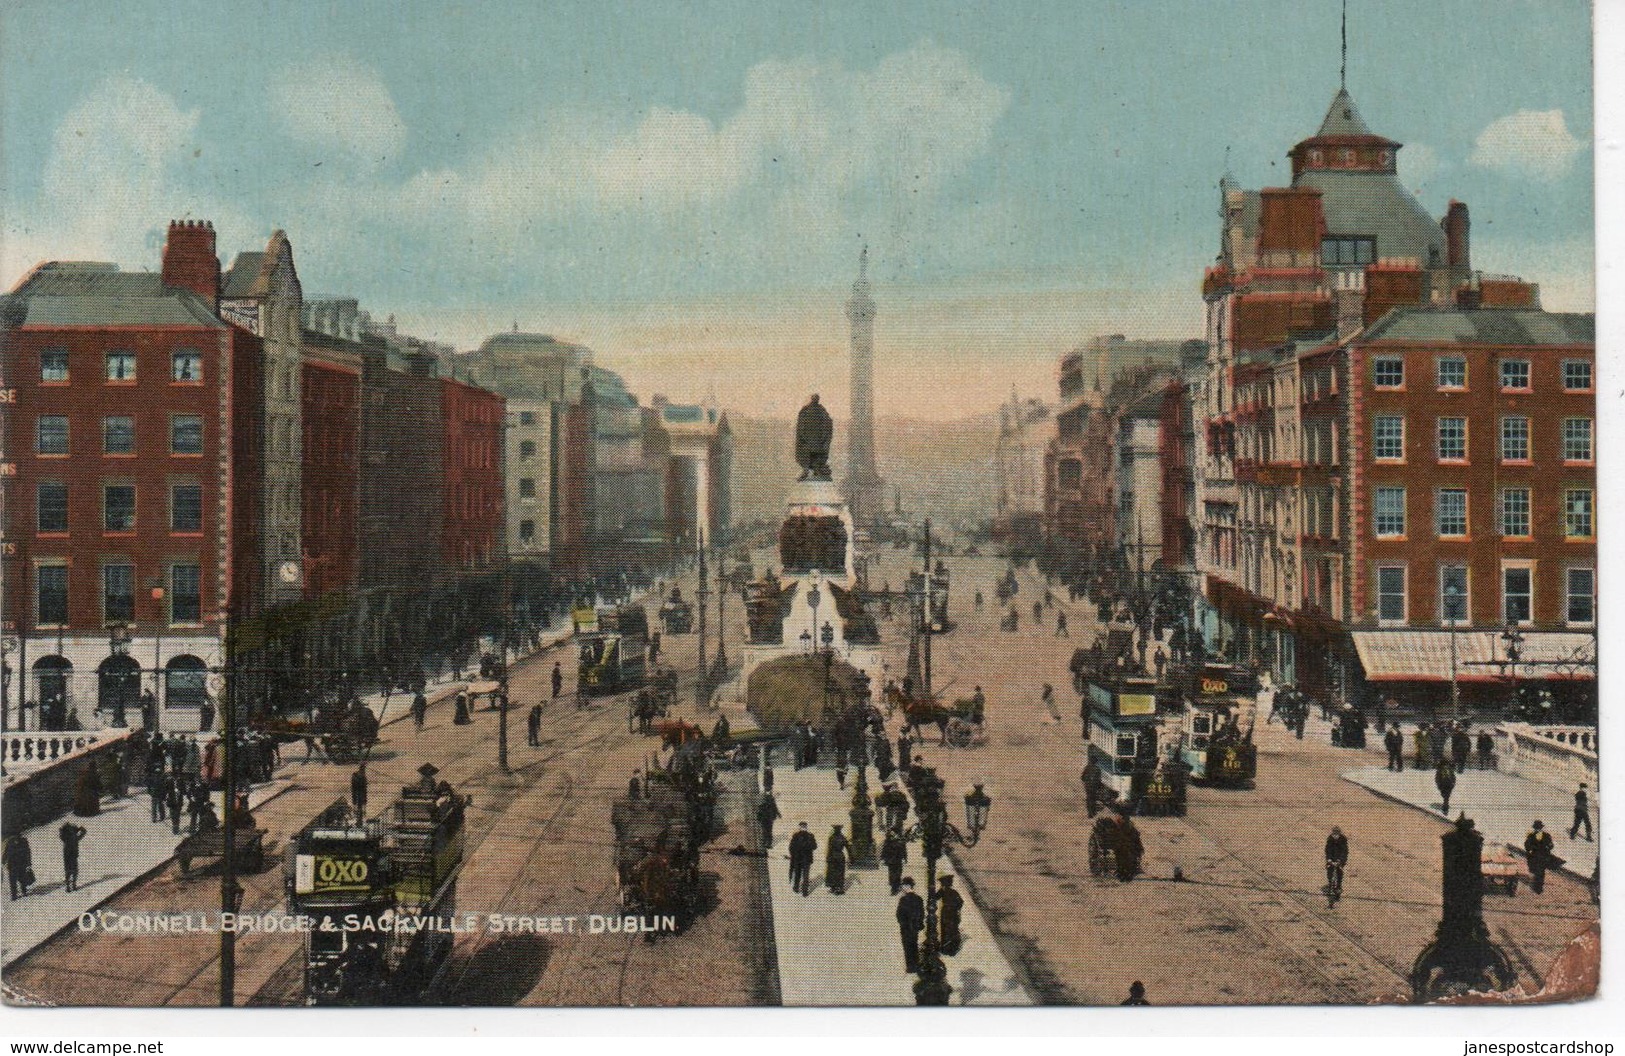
[788, 822, 817, 897]
[1570, 784, 1593, 841]
[1434, 759, 1457, 816]
[1384, 724, 1405, 772]
[824, 824, 850, 894]
[148, 765, 168, 822]
[896, 878, 925, 973]
[59, 821, 87, 892]
[527, 703, 543, 746]
[1476, 730, 1495, 771]
[881, 827, 908, 894]
[897, 732, 912, 773]
[4, 833, 33, 899]
[1081, 759, 1105, 818]
[1525, 820, 1557, 894]
[351, 763, 369, 819]
[412, 691, 428, 731]
[935, 875, 965, 955]
[1451, 725, 1472, 772]
[1324, 826, 1349, 906]
[552, 662, 564, 700]
[165, 779, 184, 835]
[756, 792, 781, 850]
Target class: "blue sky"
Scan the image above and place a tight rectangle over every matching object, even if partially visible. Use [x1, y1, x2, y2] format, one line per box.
[0, 0, 1595, 418]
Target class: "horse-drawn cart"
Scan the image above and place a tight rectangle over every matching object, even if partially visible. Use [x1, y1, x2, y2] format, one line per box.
[611, 777, 702, 925]
[895, 689, 985, 748]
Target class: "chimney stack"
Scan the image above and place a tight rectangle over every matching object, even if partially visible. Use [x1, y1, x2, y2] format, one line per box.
[160, 219, 220, 310]
[1443, 201, 1471, 272]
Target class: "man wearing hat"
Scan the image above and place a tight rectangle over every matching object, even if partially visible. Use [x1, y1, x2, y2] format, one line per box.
[895, 878, 925, 973]
[1570, 783, 1593, 841]
[787, 822, 817, 897]
[1525, 820, 1557, 894]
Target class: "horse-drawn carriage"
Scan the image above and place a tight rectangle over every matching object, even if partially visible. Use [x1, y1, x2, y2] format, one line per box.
[1087, 809, 1144, 880]
[630, 669, 680, 733]
[611, 766, 713, 926]
[253, 700, 380, 764]
[893, 687, 985, 748]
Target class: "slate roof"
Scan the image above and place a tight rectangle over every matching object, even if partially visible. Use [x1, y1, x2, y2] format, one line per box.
[1295, 167, 1445, 265]
[1362, 308, 1594, 347]
[1313, 88, 1380, 139]
[221, 251, 267, 298]
[2, 262, 223, 329]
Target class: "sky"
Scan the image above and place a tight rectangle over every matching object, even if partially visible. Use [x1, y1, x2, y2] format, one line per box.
[0, 0, 1596, 420]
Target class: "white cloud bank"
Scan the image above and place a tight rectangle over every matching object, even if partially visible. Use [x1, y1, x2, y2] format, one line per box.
[1468, 108, 1586, 181]
[270, 54, 406, 165]
[2, 76, 251, 286]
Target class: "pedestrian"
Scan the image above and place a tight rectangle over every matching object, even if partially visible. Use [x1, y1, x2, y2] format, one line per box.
[148, 765, 168, 822]
[1324, 826, 1348, 907]
[411, 691, 427, 731]
[1525, 820, 1558, 894]
[896, 878, 925, 973]
[789, 724, 806, 772]
[763, 764, 775, 793]
[881, 827, 907, 894]
[1384, 723, 1404, 772]
[183, 736, 202, 785]
[1122, 981, 1150, 1006]
[351, 763, 368, 819]
[825, 824, 850, 894]
[1413, 726, 1429, 770]
[1570, 783, 1593, 841]
[1476, 729, 1495, 771]
[897, 732, 912, 773]
[552, 661, 563, 700]
[59, 821, 87, 893]
[527, 703, 543, 746]
[187, 783, 208, 835]
[935, 875, 964, 955]
[788, 822, 817, 897]
[1451, 724, 1471, 772]
[453, 691, 471, 725]
[756, 792, 781, 849]
[1153, 645, 1166, 681]
[1428, 723, 1447, 767]
[1055, 610, 1068, 637]
[628, 770, 642, 800]
[1081, 759, 1104, 818]
[166, 777, 183, 834]
[1434, 758, 1457, 816]
[198, 695, 215, 733]
[4, 833, 34, 900]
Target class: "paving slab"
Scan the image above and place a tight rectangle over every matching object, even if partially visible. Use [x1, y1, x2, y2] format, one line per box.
[1341, 764, 1596, 881]
[764, 764, 1030, 1006]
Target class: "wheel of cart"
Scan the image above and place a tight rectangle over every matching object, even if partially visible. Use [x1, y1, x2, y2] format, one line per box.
[945, 717, 983, 748]
[1087, 827, 1115, 877]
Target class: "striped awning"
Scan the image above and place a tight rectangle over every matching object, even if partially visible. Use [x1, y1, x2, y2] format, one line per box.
[1350, 630, 1596, 683]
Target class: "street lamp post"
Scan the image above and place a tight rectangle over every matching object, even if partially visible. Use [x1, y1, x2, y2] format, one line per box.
[1444, 583, 1463, 716]
[1501, 624, 1525, 718]
[149, 579, 166, 700]
[696, 533, 709, 711]
[108, 623, 132, 727]
[900, 767, 991, 1005]
[847, 674, 875, 864]
[819, 620, 835, 729]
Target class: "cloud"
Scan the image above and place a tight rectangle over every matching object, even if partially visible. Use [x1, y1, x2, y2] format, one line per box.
[270, 55, 405, 164]
[294, 41, 1011, 290]
[2, 76, 251, 287]
[1400, 142, 1442, 194]
[1467, 109, 1585, 181]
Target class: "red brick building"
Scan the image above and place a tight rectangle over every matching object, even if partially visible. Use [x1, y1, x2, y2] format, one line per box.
[301, 348, 361, 598]
[439, 377, 505, 574]
[0, 236, 261, 731]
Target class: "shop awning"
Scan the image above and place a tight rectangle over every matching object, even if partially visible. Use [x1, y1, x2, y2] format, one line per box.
[1350, 630, 1596, 683]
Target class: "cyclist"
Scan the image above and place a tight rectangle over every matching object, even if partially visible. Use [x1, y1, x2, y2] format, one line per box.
[1325, 826, 1349, 906]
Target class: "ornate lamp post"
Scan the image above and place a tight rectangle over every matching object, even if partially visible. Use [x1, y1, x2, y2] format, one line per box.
[819, 620, 835, 729]
[108, 623, 132, 727]
[1444, 583, 1463, 716]
[1501, 623, 1525, 718]
[900, 766, 992, 1005]
[847, 675, 876, 864]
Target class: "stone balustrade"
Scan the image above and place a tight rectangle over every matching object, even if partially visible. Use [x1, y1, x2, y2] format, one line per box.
[2, 728, 131, 778]
[1495, 722, 1598, 792]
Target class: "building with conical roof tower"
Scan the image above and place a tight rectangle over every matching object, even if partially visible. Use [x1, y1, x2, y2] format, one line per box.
[844, 248, 885, 530]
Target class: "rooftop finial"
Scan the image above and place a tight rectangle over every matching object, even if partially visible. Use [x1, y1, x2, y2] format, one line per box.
[1340, 0, 1348, 91]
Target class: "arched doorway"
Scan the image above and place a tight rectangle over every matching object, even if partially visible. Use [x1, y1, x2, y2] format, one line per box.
[33, 655, 73, 730]
[98, 654, 141, 725]
[165, 655, 208, 710]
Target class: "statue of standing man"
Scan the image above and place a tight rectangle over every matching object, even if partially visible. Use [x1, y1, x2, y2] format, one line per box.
[795, 395, 834, 481]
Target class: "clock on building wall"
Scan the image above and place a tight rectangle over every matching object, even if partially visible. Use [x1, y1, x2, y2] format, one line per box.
[279, 560, 302, 585]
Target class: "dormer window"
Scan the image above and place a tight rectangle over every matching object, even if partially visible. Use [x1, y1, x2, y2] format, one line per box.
[1322, 237, 1376, 266]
